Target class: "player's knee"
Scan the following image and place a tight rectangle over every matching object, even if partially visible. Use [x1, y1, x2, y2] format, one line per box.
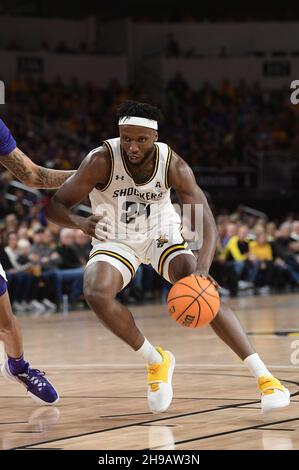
[84, 283, 114, 312]
[168, 254, 197, 284]
[0, 315, 14, 338]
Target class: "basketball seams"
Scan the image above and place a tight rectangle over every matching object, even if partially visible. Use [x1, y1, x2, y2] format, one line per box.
[175, 278, 215, 298]
[192, 274, 219, 299]
[201, 291, 220, 299]
[193, 274, 220, 299]
[168, 294, 201, 303]
[175, 299, 201, 324]
[174, 281, 202, 295]
[193, 279, 214, 297]
[193, 274, 202, 290]
[193, 274, 216, 293]
[200, 293, 217, 320]
[194, 299, 202, 328]
[174, 294, 201, 324]
[193, 276, 218, 320]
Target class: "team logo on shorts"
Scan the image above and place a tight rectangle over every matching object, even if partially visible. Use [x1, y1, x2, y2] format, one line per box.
[156, 234, 168, 248]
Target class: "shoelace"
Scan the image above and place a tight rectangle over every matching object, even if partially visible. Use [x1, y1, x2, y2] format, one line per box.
[147, 364, 161, 392]
[21, 368, 47, 390]
[148, 364, 160, 375]
[259, 377, 284, 396]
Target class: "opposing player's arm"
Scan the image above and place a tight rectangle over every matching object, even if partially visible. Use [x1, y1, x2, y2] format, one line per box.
[168, 151, 218, 276]
[45, 147, 112, 238]
[1, 148, 75, 189]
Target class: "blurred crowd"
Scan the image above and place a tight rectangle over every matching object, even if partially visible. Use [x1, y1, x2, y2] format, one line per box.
[211, 212, 299, 297]
[4, 76, 299, 174]
[0, 214, 89, 314]
[165, 74, 299, 168]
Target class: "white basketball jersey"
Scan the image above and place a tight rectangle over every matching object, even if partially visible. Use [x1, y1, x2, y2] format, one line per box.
[89, 137, 181, 248]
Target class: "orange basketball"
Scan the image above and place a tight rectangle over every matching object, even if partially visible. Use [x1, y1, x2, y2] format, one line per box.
[167, 274, 220, 328]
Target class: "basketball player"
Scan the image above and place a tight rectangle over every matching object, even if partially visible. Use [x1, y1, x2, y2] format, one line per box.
[0, 119, 75, 404]
[46, 101, 290, 414]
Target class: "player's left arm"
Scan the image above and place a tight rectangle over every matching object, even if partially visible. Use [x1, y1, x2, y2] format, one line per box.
[168, 151, 218, 277]
[0, 119, 75, 189]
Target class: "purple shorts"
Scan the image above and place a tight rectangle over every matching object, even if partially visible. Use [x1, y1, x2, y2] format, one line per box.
[0, 275, 7, 296]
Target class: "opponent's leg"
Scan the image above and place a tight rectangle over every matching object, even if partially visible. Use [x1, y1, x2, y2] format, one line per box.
[0, 290, 23, 357]
[168, 254, 290, 412]
[0, 279, 59, 405]
[84, 260, 174, 413]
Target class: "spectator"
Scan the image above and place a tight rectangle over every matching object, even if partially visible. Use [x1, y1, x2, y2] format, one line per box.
[222, 222, 238, 247]
[56, 228, 84, 308]
[30, 227, 62, 309]
[0, 231, 34, 311]
[5, 214, 18, 233]
[224, 225, 259, 287]
[249, 232, 274, 292]
[165, 33, 180, 57]
[47, 220, 61, 244]
[272, 222, 299, 286]
[291, 220, 299, 241]
[73, 229, 91, 265]
[266, 222, 277, 241]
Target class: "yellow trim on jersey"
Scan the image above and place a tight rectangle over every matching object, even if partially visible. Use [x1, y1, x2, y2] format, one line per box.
[165, 146, 172, 190]
[158, 242, 188, 275]
[89, 249, 135, 278]
[100, 141, 114, 192]
[120, 144, 159, 186]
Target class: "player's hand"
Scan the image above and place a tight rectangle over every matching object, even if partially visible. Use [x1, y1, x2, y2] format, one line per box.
[0, 119, 17, 155]
[81, 214, 112, 241]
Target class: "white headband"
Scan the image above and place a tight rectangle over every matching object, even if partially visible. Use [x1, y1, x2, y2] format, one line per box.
[118, 116, 158, 130]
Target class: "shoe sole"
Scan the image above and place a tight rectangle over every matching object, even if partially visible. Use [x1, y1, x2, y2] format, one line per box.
[150, 351, 176, 414]
[262, 388, 290, 413]
[1, 361, 60, 406]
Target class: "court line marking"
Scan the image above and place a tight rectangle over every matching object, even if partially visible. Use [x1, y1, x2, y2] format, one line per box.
[150, 416, 299, 450]
[10, 399, 263, 450]
[9, 363, 296, 370]
[13, 401, 299, 450]
[257, 427, 295, 431]
[10, 377, 299, 450]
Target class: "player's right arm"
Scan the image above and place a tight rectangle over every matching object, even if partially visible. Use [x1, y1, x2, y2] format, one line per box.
[45, 147, 112, 240]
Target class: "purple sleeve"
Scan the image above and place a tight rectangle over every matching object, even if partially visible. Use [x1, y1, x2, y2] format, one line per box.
[0, 119, 17, 155]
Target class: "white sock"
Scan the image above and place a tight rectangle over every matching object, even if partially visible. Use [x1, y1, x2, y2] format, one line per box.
[244, 353, 273, 379]
[136, 338, 162, 364]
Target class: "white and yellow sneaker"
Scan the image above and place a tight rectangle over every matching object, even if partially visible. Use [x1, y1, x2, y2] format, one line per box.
[147, 347, 175, 414]
[258, 376, 290, 413]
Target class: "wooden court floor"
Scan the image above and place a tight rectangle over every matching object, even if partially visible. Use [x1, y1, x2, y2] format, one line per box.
[0, 293, 298, 450]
